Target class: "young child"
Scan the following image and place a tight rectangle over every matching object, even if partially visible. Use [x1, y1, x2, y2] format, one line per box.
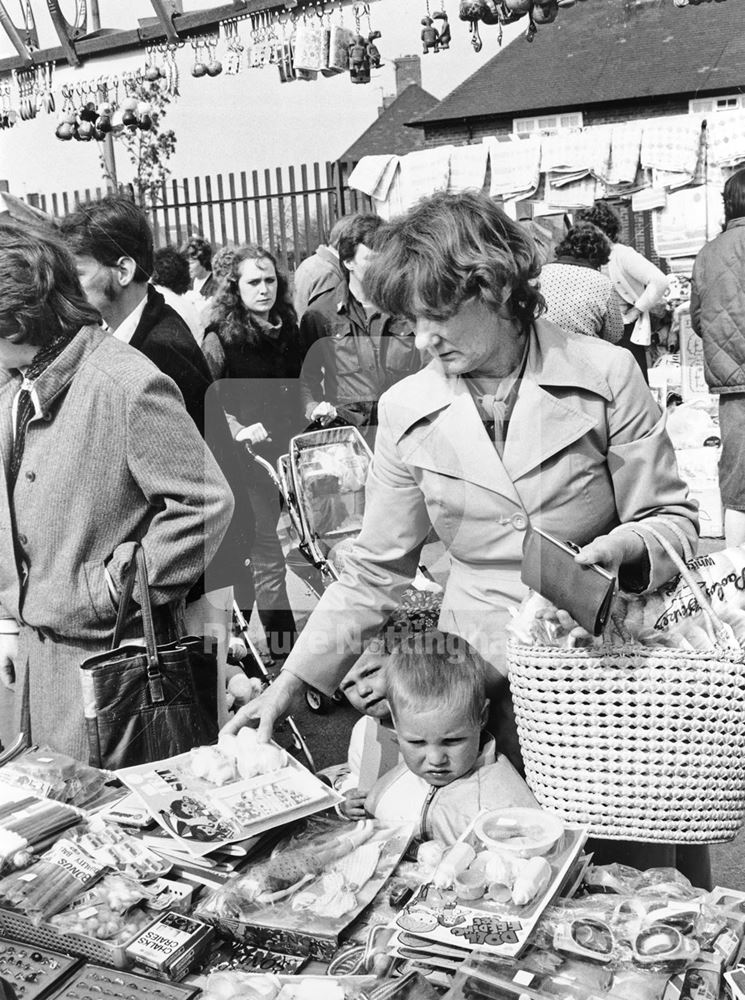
[333, 595, 443, 819]
[364, 630, 537, 843]
[335, 634, 402, 819]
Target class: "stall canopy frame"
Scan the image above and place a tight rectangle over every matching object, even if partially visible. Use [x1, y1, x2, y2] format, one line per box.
[0, 0, 372, 74]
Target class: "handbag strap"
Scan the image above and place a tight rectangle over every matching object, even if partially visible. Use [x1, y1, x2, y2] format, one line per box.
[644, 524, 743, 659]
[109, 545, 165, 703]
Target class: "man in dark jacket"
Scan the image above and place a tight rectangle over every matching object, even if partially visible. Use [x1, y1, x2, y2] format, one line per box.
[292, 215, 354, 318]
[691, 167, 745, 546]
[299, 214, 421, 441]
[60, 198, 255, 720]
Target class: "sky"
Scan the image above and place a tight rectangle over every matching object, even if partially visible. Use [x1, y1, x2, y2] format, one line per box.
[0, 0, 524, 199]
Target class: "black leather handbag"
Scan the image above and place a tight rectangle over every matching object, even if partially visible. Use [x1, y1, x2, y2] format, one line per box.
[79, 545, 218, 769]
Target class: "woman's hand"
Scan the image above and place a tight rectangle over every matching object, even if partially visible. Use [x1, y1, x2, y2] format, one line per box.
[574, 530, 646, 578]
[220, 669, 305, 743]
[235, 423, 271, 446]
[339, 789, 369, 820]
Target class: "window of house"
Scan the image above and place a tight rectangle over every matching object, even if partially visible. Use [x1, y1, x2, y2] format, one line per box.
[690, 95, 744, 114]
[513, 111, 583, 138]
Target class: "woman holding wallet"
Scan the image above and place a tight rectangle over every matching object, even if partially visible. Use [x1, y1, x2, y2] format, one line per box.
[226, 191, 701, 881]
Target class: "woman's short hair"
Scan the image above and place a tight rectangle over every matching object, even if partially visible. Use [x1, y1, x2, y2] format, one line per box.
[723, 168, 745, 226]
[575, 201, 621, 243]
[211, 244, 296, 346]
[152, 247, 191, 295]
[59, 195, 154, 283]
[386, 630, 487, 729]
[183, 236, 213, 270]
[554, 222, 612, 268]
[363, 191, 545, 330]
[0, 223, 101, 345]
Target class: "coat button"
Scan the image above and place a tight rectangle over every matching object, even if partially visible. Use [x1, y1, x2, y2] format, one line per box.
[511, 512, 529, 531]
[25, 472, 35, 482]
[17, 534, 28, 546]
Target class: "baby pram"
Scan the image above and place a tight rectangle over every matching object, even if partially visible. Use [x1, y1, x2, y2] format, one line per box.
[277, 426, 442, 713]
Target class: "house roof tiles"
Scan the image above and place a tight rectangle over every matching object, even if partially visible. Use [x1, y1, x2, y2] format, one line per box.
[340, 83, 439, 160]
[410, 0, 745, 128]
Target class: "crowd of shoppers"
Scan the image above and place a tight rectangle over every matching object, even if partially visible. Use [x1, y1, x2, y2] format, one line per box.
[1, 183, 714, 883]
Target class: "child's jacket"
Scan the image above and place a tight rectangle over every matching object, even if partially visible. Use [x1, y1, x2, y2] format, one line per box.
[364, 739, 537, 844]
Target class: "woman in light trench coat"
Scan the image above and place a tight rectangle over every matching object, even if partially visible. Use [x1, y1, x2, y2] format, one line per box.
[227, 191, 702, 882]
[0, 224, 234, 761]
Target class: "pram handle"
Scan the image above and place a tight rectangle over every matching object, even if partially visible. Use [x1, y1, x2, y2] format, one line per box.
[243, 442, 283, 490]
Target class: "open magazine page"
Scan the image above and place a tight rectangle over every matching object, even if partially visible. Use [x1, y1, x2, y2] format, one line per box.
[116, 751, 341, 859]
[388, 823, 588, 963]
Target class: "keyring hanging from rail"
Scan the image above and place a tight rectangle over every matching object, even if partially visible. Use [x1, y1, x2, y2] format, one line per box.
[46, 0, 88, 67]
[0, 0, 39, 67]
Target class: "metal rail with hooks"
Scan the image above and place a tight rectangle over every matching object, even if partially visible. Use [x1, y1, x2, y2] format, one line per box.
[0, 0, 377, 74]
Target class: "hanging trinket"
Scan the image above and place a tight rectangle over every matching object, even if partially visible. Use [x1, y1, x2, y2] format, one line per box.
[459, 1, 484, 52]
[432, 8, 452, 49]
[294, 9, 323, 81]
[326, 6, 352, 75]
[1, 80, 17, 130]
[272, 14, 296, 84]
[191, 36, 208, 77]
[362, 3, 383, 69]
[90, 77, 110, 137]
[367, 31, 383, 69]
[421, 0, 440, 55]
[206, 33, 223, 76]
[144, 44, 162, 82]
[55, 84, 76, 140]
[349, 4, 371, 83]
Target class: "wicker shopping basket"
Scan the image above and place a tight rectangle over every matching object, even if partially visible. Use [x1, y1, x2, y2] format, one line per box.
[508, 527, 745, 843]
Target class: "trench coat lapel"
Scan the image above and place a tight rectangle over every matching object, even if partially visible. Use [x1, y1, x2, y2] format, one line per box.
[503, 379, 597, 481]
[396, 371, 522, 504]
[394, 320, 612, 502]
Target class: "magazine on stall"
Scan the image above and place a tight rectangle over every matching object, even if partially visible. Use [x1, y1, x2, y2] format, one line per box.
[388, 823, 588, 963]
[116, 751, 341, 859]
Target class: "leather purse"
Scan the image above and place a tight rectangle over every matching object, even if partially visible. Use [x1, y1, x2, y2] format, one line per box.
[79, 545, 218, 769]
[521, 525, 616, 636]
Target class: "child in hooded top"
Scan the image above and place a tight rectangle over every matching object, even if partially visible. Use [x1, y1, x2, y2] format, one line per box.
[364, 630, 537, 843]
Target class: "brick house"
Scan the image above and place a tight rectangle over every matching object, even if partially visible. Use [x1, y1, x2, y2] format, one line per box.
[404, 0, 745, 257]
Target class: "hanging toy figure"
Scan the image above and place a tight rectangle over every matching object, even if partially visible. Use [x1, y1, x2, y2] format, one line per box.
[367, 31, 384, 69]
[348, 33, 371, 83]
[459, 1, 484, 52]
[433, 10, 451, 48]
[421, 16, 440, 53]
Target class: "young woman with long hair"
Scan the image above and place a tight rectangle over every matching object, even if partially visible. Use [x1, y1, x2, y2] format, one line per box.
[203, 245, 308, 662]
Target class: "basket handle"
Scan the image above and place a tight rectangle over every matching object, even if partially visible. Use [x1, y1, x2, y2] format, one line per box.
[643, 524, 742, 657]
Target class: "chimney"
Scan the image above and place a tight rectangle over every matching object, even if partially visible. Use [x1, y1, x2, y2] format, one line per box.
[394, 55, 421, 95]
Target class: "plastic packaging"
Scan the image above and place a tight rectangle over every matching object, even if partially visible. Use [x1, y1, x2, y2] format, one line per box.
[0, 837, 106, 922]
[0, 748, 106, 806]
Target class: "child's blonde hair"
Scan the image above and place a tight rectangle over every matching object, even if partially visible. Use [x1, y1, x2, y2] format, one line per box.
[386, 630, 487, 729]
